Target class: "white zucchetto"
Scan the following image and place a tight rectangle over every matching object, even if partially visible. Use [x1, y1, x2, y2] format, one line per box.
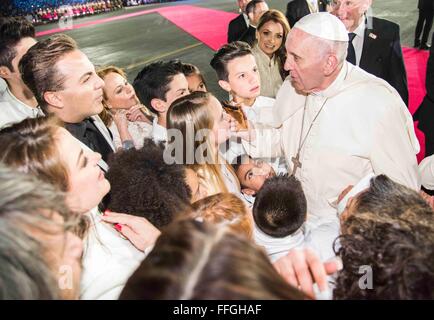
[293, 12, 349, 42]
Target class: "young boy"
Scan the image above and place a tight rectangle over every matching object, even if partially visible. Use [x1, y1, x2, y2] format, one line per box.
[133, 60, 190, 143]
[0, 17, 42, 129]
[232, 154, 276, 206]
[210, 41, 279, 164]
[252, 174, 307, 262]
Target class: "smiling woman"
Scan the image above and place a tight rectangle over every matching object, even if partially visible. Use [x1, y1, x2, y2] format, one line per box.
[97, 65, 153, 150]
[251, 9, 290, 98]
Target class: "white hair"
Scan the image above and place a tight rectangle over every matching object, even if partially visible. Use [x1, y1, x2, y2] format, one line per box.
[307, 34, 348, 65]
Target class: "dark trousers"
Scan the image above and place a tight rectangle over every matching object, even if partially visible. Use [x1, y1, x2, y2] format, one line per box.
[415, 9, 434, 45]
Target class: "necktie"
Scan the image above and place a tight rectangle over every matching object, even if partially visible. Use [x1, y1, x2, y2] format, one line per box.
[347, 32, 357, 65]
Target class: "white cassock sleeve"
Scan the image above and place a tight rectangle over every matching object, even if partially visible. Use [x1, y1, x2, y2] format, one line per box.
[419, 155, 434, 190]
[241, 123, 285, 159]
[369, 101, 420, 191]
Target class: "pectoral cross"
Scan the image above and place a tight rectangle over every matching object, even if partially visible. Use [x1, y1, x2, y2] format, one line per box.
[291, 153, 302, 176]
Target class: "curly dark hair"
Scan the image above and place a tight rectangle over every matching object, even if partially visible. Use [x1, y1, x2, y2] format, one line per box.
[105, 138, 192, 228]
[334, 175, 434, 299]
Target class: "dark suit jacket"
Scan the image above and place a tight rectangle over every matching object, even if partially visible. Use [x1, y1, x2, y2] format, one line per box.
[239, 25, 256, 46]
[414, 32, 434, 156]
[419, 0, 434, 11]
[285, 0, 328, 28]
[359, 17, 409, 105]
[228, 14, 248, 43]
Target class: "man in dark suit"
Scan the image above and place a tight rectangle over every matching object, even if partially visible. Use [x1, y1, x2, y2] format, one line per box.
[286, 0, 329, 28]
[331, 0, 409, 106]
[20, 34, 115, 169]
[239, 0, 269, 45]
[415, 0, 434, 50]
[227, 0, 252, 43]
[414, 32, 434, 157]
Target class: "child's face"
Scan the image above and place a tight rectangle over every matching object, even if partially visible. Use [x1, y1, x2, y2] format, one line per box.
[186, 74, 207, 93]
[221, 54, 261, 100]
[236, 158, 275, 195]
[162, 73, 190, 110]
[209, 96, 232, 146]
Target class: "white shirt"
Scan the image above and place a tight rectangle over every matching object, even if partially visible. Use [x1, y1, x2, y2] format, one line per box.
[351, 19, 366, 66]
[80, 208, 147, 300]
[254, 225, 305, 262]
[109, 120, 152, 150]
[419, 155, 434, 190]
[0, 86, 43, 129]
[221, 96, 276, 164]
[0, 78, 7, 93]
[220, 162, 241, 195]
[242, 13, 249, 28]
[151, 117, 167, 143]
[303, 215, 340, 262]
[244, 62, 420, 220]
[306, 0, 319, 13]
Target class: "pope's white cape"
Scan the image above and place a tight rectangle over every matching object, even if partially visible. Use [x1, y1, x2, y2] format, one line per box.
[243, 62, 420, 219]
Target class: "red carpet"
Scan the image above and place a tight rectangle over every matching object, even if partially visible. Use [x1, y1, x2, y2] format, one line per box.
[36, 5, 237, 51]
[157, 6, 237, 51]
[403, 47, 430, 161]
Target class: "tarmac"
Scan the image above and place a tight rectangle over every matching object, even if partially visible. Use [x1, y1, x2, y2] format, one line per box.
[35, 0, 425, 100]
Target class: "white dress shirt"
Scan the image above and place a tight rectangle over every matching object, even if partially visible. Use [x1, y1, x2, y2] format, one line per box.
[80, 208, 147, 300]
[0, 86, 43, 129]
[419, 155, 434, 190]
[151, 117, 167, 143]
[351, 19, 366, 66]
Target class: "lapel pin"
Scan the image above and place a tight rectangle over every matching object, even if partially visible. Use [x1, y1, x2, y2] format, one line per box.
[369, 33, 377, 39]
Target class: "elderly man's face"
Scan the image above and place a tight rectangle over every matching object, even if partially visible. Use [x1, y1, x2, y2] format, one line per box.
[284, 29, 327, 94]
[330, 0, 372, 32]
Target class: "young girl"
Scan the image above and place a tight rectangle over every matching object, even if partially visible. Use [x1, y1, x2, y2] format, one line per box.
[181, 62, 208, 93]
[166, 91, 241, 197]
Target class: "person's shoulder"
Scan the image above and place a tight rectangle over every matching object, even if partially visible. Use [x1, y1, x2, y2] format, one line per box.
[229, 13, 244, 25]
[257, 95, 276, 105]
[344, 65, 403, 108]
[370, 16, 400, 36]
[287, 0, 303, 9]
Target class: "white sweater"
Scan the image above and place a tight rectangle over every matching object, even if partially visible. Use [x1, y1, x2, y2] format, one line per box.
[80, 208, 146, 300]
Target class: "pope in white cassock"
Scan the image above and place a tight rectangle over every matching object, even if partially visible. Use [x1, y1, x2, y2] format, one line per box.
[240, 12, 420, 225]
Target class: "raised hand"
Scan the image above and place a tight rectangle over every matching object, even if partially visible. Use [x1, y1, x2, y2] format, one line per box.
[102, 210, 161, 252]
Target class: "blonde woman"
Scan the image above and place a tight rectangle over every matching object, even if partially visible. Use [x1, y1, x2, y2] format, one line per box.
[97, 66, 153, 150]
[166, 91, 241, 197]
[252, 9, 290, 98]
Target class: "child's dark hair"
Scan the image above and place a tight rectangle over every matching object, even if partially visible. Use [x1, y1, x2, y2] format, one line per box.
[231, 154, 251, 173]
[253, 174, 307, 237]
[133, 60, 184, 113]
[210, 41, 252, 81]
